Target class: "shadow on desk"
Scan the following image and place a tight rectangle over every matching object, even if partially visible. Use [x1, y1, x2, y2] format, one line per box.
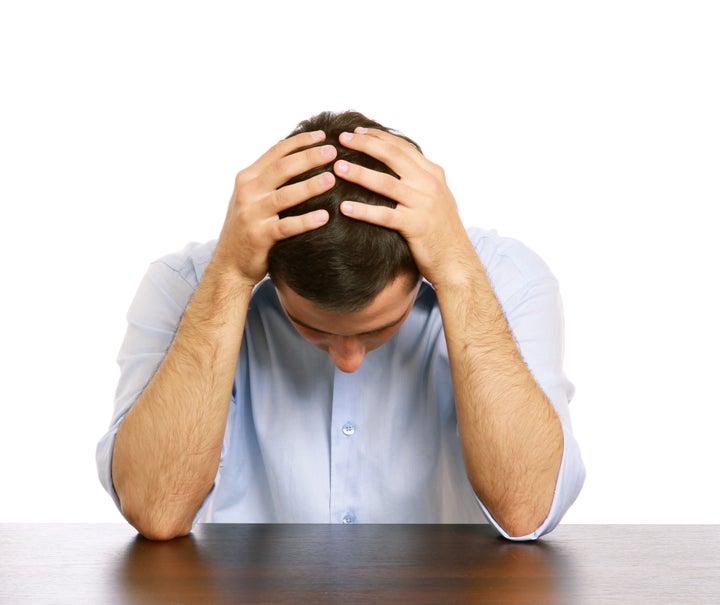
[117, 524, 572, 604]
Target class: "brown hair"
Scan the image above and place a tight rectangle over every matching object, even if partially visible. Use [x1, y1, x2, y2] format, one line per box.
[268, 110, 421, 312]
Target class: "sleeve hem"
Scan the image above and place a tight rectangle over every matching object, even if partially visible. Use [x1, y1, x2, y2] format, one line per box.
[474, 423, 586, 541]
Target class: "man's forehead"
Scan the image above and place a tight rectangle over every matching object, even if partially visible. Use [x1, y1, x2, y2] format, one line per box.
[274, 276, 421, 336]
[274, 273, 420, 313]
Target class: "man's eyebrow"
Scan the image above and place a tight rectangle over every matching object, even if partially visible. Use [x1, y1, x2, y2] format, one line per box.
[284, 304, 412, 337]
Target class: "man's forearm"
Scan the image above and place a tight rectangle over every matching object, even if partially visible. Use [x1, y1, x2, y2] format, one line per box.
[435, 246, 563, 538]
[111, 258, 253, 540]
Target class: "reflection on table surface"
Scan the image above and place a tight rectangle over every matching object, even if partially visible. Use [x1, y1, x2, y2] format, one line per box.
[2, 523, 719, 604]
[119, 524, 566, 604]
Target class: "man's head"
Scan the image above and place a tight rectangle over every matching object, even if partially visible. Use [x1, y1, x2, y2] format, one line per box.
[267, 110, 422, 314]
[275, 274, 421, 373]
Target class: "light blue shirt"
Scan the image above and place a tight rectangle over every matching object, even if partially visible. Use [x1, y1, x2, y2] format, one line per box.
[96, 228, 585, 540]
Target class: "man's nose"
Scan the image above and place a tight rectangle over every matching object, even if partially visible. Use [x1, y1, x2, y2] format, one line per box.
[327, 336, 366, 373]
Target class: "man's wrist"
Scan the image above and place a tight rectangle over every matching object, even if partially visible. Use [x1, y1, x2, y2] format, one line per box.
[204, 253, 258, 299]
[428, 241, 487, 294]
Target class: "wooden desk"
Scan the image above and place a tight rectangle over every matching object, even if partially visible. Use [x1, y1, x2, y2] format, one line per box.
[1, 524, 718, 603]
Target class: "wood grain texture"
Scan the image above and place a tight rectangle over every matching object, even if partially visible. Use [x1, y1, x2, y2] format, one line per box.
[1, 524, 718, 604]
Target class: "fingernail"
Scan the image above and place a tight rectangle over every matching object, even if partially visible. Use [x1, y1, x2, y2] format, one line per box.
[340, 201, 354, 215]
[340, 132, 354, 143]
[319, 172, 334, 186]
[316, 210, 329, 223]
[335, 160, 349, 174]
[311, 130, 325, 141]
[355, 126, 368, 134]
[321, 145, 335, 159]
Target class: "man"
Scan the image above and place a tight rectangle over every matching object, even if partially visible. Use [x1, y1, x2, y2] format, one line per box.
[97, 110, 585, 541]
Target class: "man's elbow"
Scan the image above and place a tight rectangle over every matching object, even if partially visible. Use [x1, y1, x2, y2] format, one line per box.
[499, 513, 545, 540]
[127, 513, 193, 541]
[488, 495, 553, 540]
[120, 499, 195, 541]
[141, 525, 192, 541]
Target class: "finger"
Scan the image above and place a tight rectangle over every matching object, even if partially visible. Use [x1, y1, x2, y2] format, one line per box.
[354, 126, 420, 153]
[254, 130, 326, 171]
[333, 159, 409, 203]
[254, 143, 337, 193]
[339, 200, 403, 230]
[270, 209, 329, 241]
[270, 171, 335, 214]
[338, 129, 425, 176]
[239, 130, 326, 185]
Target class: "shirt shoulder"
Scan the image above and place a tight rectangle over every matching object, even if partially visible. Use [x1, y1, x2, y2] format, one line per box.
[466, 227, 557, 305]
[149, 239, 218, 289]
[467, 227, 554, 279]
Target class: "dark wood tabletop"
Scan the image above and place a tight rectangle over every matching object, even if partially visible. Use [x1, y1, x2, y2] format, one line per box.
[1, 523, 718, 604]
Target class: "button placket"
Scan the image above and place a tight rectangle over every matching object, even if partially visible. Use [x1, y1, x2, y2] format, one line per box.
[329, 369, 365, 524]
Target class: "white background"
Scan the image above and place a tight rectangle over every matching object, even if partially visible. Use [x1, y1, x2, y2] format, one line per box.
[1, 1, 718, 524]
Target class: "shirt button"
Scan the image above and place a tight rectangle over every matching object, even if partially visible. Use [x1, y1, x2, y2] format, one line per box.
[342, 422, 355, 436]
[342, 513, 356, 524]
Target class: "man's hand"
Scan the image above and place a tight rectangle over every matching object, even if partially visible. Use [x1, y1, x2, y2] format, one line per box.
[213, 130, 337, 287]
[334, 127, 475, 288]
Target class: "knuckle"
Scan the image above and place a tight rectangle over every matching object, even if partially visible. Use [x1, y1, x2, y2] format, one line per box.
[271, 188, 290, 212]
[267, 184, 281, 202]
[235, 168, 251, 188]
[428, 181, 443, 197]
[275, 217, 296, 240]
[232, 182, 255, 208]
[268, 138, 288, 156]
[384, 175, 402, 195]
[232, 203, 253, 228]
[273, 154, 292, 175]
